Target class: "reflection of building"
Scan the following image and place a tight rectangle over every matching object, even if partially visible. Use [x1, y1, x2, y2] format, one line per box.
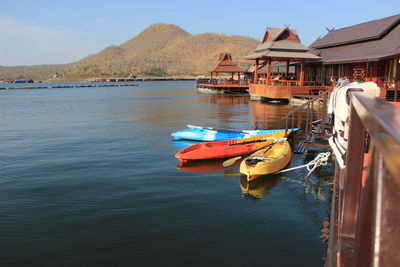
[197, 52, 249, 93]
[309, 14, 400, 101]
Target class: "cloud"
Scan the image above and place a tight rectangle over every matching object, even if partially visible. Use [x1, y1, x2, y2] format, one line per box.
[0, 17, 107, 65]
[0, 17, 57, 37]
[95, 17, 110, 23]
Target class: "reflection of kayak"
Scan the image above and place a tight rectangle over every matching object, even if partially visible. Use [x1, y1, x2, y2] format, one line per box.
[176, 158, 240, 172]
[171, 125, 298, 141]
[240, 140, 291, 181]
[175, 130, 290, 162]
[239, 175, 280, 199]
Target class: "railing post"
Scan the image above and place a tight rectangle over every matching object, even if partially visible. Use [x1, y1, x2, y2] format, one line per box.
[310, 100, 314, 135]
[321, 93, 328, 133]
[285, 117, 288, 138]
[305, 103, 310, 143]
[291, 114, 294, 132]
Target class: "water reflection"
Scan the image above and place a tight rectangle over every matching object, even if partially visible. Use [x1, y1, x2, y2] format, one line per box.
[239, 174, 280, 200]
[172, 140, 199, 150]
[281, 176, 331, 202]
[199, 95, 250, 105]
[176, 158, 241, 173]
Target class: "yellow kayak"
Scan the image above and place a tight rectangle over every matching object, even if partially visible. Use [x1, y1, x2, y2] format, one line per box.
[240, 140, 291, 181]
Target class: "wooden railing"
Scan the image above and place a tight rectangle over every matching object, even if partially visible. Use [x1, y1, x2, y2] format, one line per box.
[327, 92, 400, 267]
[196, 79, 248, 86]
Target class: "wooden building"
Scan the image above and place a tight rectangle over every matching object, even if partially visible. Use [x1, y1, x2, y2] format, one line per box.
[245, 26, 329, 102]
[197, 52, 248, 94]
[308, 14, 400, 101]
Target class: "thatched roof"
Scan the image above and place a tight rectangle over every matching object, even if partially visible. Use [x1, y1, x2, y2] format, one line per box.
[310, 14, 400, 63]
[208, 52, 244, 73]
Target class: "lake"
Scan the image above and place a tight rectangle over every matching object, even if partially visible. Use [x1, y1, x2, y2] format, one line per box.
[0, 81, 333, 266]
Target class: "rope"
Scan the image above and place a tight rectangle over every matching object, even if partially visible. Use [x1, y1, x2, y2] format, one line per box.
[276, 152, 331, 178]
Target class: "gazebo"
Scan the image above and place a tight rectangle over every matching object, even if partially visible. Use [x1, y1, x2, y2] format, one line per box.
[208, 52, 244, 83]
[245, 26, 324, 100]
[197, 52, 249, 93]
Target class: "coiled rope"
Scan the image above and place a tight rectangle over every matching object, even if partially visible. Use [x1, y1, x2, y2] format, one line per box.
[276, 152, 331, 178]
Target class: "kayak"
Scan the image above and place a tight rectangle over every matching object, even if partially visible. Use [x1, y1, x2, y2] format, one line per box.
[240, 140, 291, 181]
[175, 130, 291, 162]
[171, 125, 298, 141]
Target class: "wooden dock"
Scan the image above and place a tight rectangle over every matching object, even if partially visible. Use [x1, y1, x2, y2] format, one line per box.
[196, 79, 249, 94]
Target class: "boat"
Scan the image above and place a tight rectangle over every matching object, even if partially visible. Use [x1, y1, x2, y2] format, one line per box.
[240, 140, 291, 181]
[175, 130, 291, 162]
[171, 125, 298, 141]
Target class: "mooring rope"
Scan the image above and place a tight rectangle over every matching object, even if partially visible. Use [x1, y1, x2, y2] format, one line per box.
[276, 152, 331, 178]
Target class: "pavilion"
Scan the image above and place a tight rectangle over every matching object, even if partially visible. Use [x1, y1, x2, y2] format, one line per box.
[245, 26, 326, 101]
[197, 52, 248, 93]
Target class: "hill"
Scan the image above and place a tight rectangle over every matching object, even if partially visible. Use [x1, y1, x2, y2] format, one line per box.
[0, 24, 260, 81]
[0, 64, 70, 82]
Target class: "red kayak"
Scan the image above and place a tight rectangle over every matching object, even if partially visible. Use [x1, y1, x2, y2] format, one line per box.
[175, 130, 290, 162]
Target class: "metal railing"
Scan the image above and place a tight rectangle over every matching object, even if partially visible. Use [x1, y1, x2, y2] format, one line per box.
[327, 92, 400, 267]
[282, 87, 334, 141]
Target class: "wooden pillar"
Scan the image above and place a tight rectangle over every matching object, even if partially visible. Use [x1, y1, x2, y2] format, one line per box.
[211, 72, 213, 81]
[300, 60, 305, 86]
[396, 57, 400, 101]
[267, 60, 271, 85]
[254, 59, 259, 84]
[286, 59, 290, 78]
[238, 73, 240, 84]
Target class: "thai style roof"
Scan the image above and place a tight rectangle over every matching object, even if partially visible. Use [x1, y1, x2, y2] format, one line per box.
[246, 50, 321, 60]
[310, 14, 400, 63]
[245, 26, 321, 61]
[312, 14, 400, 49]
[208, 52, 244, 73]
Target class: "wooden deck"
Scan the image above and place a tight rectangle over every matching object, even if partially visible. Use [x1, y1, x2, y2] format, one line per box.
[248, 83, 330, 101]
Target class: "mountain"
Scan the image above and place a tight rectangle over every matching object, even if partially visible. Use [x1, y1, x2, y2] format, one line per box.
[0, 24, 260, 81]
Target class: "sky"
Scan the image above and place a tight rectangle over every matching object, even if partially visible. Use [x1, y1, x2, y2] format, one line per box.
[1, 0, 399, 66]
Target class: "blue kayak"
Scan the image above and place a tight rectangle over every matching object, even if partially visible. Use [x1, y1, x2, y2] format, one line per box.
[171, 125, 298, 141]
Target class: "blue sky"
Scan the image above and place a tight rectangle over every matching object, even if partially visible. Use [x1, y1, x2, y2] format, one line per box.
[1, 0, 399, 66]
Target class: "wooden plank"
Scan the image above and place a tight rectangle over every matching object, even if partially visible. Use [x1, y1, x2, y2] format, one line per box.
[294, 141, 305, 154]
[316, 124, 322, 134]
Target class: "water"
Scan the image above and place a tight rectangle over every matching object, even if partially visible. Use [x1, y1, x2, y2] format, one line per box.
[0, 81, 333, 266]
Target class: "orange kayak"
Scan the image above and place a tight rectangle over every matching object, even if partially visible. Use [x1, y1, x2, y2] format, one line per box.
[175, 130, 290, 162]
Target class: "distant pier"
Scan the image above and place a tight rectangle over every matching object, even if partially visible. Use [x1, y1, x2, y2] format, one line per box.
[0, 77, 198, 90]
